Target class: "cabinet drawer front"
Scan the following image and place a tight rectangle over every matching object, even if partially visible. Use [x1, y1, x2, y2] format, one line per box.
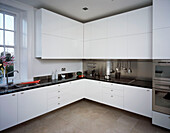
[103, 93, 123, 108]
[47, 90, 58, 99]
[103, 87, 123, 96]
[152, 111, 170, 130]
[48, 97, 58, 106]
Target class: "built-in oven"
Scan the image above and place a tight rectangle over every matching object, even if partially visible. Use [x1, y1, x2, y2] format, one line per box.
[153, 60, 170, 81]
[153, 60, 170, 115]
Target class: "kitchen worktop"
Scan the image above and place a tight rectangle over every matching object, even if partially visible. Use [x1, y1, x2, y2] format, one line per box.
[0, 77, 152, 95]
[85, 76, 152, 89]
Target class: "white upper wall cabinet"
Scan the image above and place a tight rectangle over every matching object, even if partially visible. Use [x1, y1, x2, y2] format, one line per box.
[127, 6, 152, 35]
[36, 8, 83, 59]
[153, 0, 170, 59]
[127, 33, 152, 59]
[84, 18, 108, 41]
[153, 28, 170, 59]
[107, 36, 128, 59]
[153, 0, 170, 29]
[108, 13, 127, 37]
[84, 39, 108, 59]
[84, 6, 152, 59]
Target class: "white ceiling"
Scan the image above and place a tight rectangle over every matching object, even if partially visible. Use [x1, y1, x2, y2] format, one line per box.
[15, 0, 152, 22]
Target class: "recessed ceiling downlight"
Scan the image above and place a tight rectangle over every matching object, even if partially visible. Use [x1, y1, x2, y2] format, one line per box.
[83, 7, 88, 11]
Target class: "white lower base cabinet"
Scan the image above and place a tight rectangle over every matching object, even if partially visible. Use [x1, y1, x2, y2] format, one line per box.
[152, 111, 170, 130]
[0, 79, 154, 131]
[101, 82, 124, 109]
[124, 86, 152, 117]
[85, 80, 102, 102]
[0, 93, 18, 131]
[18, 87, 47, 123]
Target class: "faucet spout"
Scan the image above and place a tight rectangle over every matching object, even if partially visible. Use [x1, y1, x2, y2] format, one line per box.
[6, 70, 19, 85]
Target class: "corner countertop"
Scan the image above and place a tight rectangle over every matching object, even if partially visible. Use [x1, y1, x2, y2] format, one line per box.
[0, 77, 152, 95]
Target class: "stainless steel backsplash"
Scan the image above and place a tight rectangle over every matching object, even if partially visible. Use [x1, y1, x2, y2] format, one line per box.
[83, 60, 152, 81]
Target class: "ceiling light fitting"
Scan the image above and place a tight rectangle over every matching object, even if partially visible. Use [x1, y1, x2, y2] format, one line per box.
[83, 7, 88, 11]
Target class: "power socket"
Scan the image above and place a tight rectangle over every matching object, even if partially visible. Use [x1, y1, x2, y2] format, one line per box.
[61, 68, 66, 71]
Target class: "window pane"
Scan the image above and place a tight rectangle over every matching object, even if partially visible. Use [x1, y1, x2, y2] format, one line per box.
[5, 14, 14, 31]
[0, 30, 3, 45]
[5, 31, 14, 46]
[0, 47, 4, 57]
[5, 48, 14, 57]
[0, 13, 3, 29]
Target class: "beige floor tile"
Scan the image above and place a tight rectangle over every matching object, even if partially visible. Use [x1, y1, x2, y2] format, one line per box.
[117, 115, 139, 129]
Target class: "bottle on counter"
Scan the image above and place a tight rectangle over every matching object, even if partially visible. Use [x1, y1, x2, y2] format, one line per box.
[52, 71, 55, 80]
[55, 70, 58, 80]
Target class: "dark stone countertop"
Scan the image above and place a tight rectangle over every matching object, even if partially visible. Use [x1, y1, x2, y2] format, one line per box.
[0, 77, 152, 95]
[84, 76, 152, 89]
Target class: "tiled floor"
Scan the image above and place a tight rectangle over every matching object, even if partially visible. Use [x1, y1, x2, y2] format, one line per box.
[2, 99, 169, 133]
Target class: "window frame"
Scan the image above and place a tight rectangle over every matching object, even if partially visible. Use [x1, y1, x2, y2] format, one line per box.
[0, 9, 20, 80]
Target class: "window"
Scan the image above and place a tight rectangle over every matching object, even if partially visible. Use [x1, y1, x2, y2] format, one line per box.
[0, 12, 15, 77]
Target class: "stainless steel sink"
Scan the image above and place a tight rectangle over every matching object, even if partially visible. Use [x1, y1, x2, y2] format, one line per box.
[0, 83, 38, 91]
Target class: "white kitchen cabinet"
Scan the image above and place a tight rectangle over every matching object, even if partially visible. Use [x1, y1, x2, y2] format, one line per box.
[85, 80, 103, 102]
[152, 111, 170, 130]
[124, 86, 152, 118]
[84, 18, 108, 41]
[47, 81, 84, 112]
[36, 8, 83, 59]
[18, 87, 47, 123]
[127, 33, 152, 59]
[152, 0, 170, 59]
[69, 80, 84, 100]
[107, 36, 127, 59]
[41, 34, 83, 59]
[127, 6, 152, 35]
[101, 82, 124, 109]
[108, 13, 127, 37]
[0, 93, 18, 131]
[153, 25, 170, 59]
[153, 0, 170, 29]
[84, 39, 108, 59]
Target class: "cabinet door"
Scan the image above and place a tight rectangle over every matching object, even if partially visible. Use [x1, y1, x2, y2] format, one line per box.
[62, 18, 83, 39]
[0, 93, 17, 131]
[85, 19, 108, 41]
[91, 19, 108, 40]
[107, 36, 127, 59]
[102, 82, 124, 109]
[108, 13, 127, 37]
[41, 9, 62, 36]
[85, 80, 102, 102]
[18, 88, 47, 123]
[153, 0, 170, 29]
[84, 39, 107, 58]
[124, 86, 152, 118]
[127, 6, 152, 35]
[127, 33, 152, 59]
[41, 34, 83, 59]
[70, 80, 84, 100]
[153, 28, 170, 59]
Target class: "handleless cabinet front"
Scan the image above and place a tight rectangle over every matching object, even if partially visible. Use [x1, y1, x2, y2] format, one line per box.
[18, 88, 47, 123]
[0, 93, 18, 131]
[124, 86, 152, 118]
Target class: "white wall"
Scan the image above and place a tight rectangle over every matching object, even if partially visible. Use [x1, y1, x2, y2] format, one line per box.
[0, 0, 83, 81]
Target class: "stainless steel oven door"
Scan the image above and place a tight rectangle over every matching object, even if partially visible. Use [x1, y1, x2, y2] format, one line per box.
[153, 88, 170, 115]
[153, 60, 170, 81]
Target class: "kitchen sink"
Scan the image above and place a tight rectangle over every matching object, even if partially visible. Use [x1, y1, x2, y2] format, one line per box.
[0, 83, 38, 90]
